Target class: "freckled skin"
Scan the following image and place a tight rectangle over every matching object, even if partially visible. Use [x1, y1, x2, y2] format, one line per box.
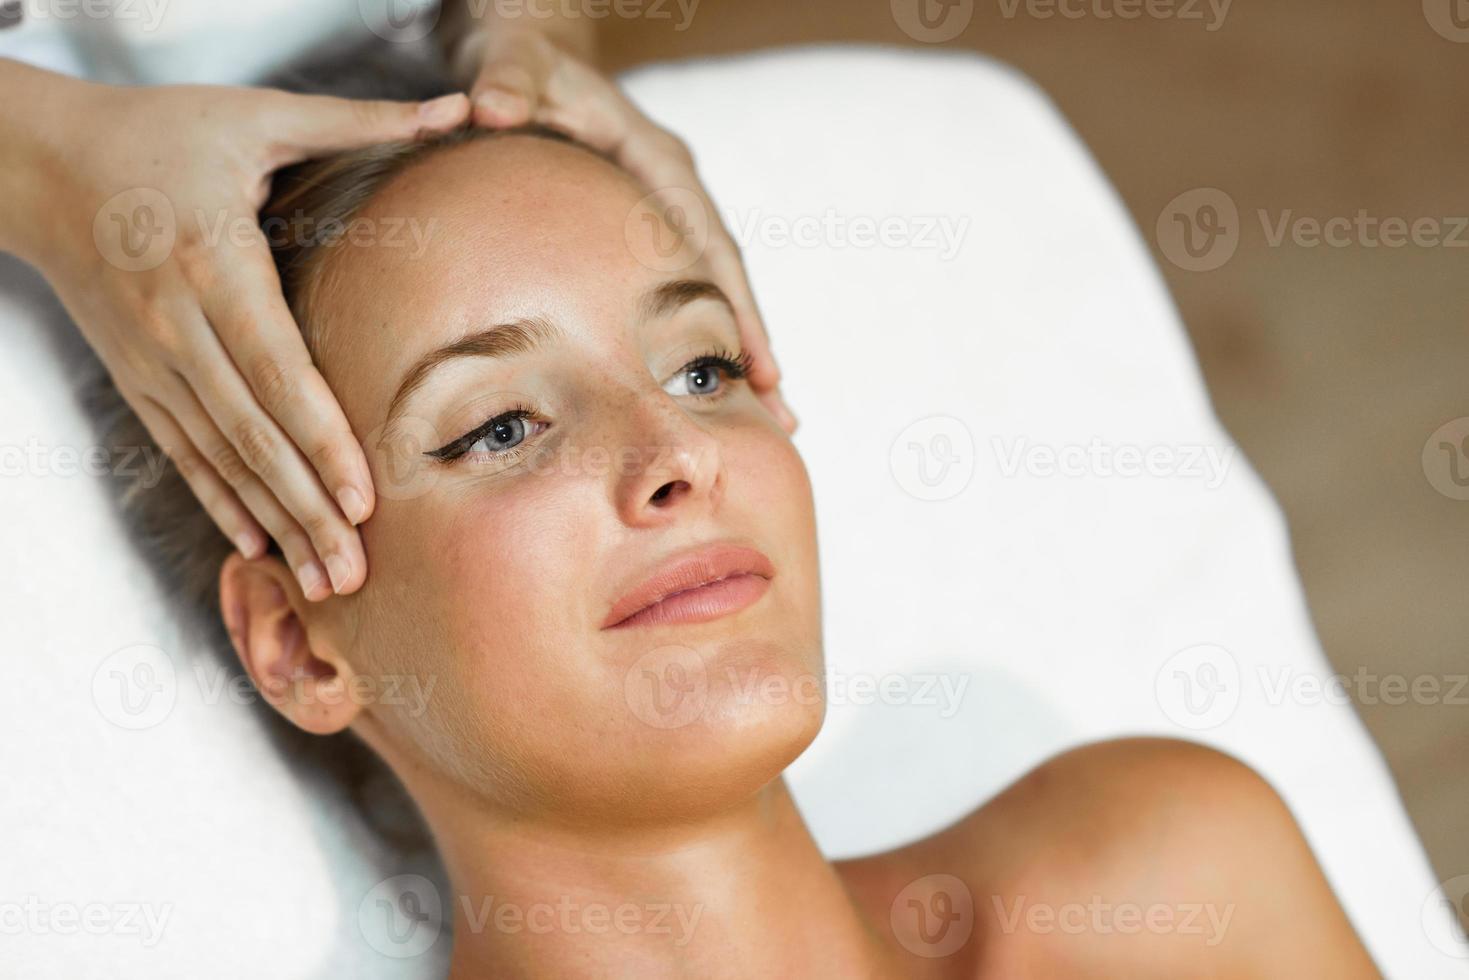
[233, 136, 1379, 978]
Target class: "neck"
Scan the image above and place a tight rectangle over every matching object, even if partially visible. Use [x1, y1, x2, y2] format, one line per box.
[422, 776, 899, 979]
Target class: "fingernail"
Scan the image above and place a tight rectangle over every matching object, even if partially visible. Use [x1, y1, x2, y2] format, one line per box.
[418, 93, 465, 127]
[337, 486, 368, 525]
[325, 554, 352, 595]
[234, 529, 263, 559]
[296, 562, 328, 600]
[474, 88, 525, 122]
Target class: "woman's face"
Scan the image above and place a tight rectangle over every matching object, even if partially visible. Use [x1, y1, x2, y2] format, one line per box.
[300, 135, 823, 824]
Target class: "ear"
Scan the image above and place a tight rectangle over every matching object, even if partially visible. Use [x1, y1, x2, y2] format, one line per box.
[219, 552, 362, 735]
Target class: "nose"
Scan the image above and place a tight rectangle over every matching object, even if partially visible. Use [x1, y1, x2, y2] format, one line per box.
[610, 396, 724, 528]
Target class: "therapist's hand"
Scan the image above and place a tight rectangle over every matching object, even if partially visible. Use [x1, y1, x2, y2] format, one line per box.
[0, 62, 470, 600]
[450, 26, 798, 433]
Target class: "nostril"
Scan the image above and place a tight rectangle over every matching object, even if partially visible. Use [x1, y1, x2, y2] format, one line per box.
[650, 480, 689, 506]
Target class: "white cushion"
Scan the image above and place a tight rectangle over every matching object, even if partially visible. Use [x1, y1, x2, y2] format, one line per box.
[1, 43, 1460, 979]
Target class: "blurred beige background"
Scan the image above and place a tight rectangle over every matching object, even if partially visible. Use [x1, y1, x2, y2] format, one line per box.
[600, 1, 1469, 885]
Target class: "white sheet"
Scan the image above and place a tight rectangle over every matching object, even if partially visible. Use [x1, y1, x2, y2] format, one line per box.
[0, 39, 1460, 979]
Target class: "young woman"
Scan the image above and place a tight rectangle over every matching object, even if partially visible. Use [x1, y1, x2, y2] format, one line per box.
[81, 51, 1381, 980]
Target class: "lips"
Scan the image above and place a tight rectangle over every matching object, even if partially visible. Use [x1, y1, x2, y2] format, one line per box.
[601, 543, 775, 630]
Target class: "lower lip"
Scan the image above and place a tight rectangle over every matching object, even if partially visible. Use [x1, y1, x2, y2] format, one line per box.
[607, 573, 770, 630]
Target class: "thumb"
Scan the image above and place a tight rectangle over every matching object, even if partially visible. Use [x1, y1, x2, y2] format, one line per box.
[270, 91, 470, 160]
[469, 40, 553, 128]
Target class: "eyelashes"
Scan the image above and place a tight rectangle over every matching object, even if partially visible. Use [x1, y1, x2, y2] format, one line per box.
[424, 347, 752, 464]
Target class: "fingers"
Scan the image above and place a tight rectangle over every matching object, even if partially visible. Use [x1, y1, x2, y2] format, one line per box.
[159, 377, 347, 602]
[130, 393, 268, 561]
[267, 90, 471, 162]
[174, 284, 368, 600]
[206, 245, 375, 525]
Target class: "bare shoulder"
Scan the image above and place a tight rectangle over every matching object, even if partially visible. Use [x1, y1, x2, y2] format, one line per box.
[835, 737, 1380, 980]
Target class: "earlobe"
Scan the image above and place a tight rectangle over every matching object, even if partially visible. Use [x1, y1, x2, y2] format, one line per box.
[219, 552, 362, 736]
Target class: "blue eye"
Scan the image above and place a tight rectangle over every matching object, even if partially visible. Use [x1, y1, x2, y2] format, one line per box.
[426, 407, 544, 462]
[663, 349, 752, 398]
[473, 415, 529, 453]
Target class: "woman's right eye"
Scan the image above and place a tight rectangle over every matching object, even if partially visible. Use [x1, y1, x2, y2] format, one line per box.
[471, 415, 531, 454]
[426, 408, 547, 462]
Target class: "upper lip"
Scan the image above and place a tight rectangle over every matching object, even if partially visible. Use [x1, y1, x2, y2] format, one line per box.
[601, 541, 775, 629]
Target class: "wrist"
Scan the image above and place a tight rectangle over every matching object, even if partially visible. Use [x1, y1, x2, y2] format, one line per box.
[0, 60, 92, 268]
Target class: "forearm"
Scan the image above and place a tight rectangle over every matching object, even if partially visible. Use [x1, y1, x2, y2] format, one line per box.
[0, 58, 88, 267]
[437, 0, 599, 76]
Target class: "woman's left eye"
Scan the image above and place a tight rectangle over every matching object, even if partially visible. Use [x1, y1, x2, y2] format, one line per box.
[663, 351, 750, 398]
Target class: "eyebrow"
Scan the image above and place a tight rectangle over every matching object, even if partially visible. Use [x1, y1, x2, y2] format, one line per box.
[383, 279, 736, 426]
